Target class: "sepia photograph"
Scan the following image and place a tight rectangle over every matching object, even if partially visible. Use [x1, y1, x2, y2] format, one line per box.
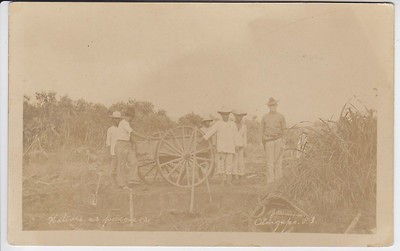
[6, 1, 394, 246]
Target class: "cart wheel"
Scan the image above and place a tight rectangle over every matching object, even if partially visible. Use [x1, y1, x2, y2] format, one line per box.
[137, 159, 163, 184]
[155, 126, 214, 188]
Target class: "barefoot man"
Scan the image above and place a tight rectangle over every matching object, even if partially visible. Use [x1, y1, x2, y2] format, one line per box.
[261, 98, 286, 184]
[232, 110, 247, 183]
[203, 107, 236, 185]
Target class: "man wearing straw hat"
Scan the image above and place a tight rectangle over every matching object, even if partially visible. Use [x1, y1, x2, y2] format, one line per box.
[203, 107, 236, 185]
[106, 111, 123, 180]
[261, 97, 286, 184]
[232, 110, 248, 183]
[200, 116, 213, 134]
[200, 115, 217, 148]
[114, 108, 140, 189]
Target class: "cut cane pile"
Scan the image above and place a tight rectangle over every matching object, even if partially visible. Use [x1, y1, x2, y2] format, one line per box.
[277, 102, 377, 232]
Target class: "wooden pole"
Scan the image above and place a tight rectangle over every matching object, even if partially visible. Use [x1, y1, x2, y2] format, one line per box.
[189, 129, 196, 213]
[205, 172, 212, 203]
[129, 188, 134, 226]
[189, 164, 195, 213]
[92, 173, 102, 206]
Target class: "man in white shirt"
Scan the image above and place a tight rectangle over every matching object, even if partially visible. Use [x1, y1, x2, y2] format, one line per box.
[200, 116, 213, 135]
[106, 111, 122, 179]
[200, 116, 216, 148]
[199, 116, 217, 177]
[114, 109, 140, 189]
[232, 110, 247, 183]
[203, 107, 236, 185]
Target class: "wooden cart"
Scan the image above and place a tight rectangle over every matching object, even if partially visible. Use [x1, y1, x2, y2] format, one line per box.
[135, 126, 215, 188]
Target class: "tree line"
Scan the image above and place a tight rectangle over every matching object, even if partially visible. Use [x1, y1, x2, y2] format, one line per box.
[23, 91, 261, 153]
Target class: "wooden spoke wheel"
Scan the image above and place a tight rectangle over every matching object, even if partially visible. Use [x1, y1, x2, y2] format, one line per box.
[137, 159, 163, 184]
[155, 126, 214, 188]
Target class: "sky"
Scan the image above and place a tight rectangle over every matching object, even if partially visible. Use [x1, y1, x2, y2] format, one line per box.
[11, 3, 392, 125]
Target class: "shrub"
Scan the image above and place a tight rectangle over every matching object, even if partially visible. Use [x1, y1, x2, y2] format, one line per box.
[278, 103, 377, 224]
[23, 92, 176, 154]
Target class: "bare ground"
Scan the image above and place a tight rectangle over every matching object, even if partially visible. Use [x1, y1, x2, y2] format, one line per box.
[22, 150, 374, 233]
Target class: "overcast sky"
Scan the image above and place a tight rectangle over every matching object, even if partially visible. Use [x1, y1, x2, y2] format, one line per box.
[13, 3, 392, 124]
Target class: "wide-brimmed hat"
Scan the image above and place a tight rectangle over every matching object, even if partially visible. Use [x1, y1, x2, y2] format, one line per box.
[202, 115, 214, 122]
[217, 106, 232, 114]
[109, 111, 125, 119]
[232, 109, 247, 116]
[267, 97, 278, 106]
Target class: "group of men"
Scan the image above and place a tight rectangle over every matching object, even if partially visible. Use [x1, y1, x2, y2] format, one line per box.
[199, 107, 247, 185]
[199, 97, 286, 185]
[105, 97, 286, 188]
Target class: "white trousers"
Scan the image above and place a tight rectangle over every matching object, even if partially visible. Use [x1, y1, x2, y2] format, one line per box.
[233, 147, 245, 176]
[216, 152, 234, 175]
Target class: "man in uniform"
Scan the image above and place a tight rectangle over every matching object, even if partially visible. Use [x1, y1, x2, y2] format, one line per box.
[261, 98, 286, 184]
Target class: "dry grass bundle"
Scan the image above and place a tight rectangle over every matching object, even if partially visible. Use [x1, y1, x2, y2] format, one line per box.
[278, 103, 376, 228]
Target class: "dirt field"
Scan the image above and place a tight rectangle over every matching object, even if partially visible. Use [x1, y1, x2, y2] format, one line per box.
[23, 151, 264, 231]
[23, 144, 272, 231]
[22, 143, 374, 233]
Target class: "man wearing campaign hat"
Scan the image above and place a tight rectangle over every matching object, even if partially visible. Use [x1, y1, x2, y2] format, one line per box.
[203, 107, 237, 185]
[261, 97, 286, 184]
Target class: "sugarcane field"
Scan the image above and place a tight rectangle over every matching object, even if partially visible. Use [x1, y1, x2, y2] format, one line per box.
[7, 3, 394, 248]
[22, 93, 377, 234]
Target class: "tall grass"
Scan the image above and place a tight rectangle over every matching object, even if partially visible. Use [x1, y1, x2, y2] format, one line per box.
[278, 103, 376, 226]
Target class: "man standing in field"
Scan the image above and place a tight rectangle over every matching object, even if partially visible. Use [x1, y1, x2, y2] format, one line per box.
[203, 107, 236, 185]
[200, 116, 216, 148]
[106, 111, 122, 180]
[232, 110, 247, 184]
[199, 116, 217, 177]
[114, 109, 140, 189]
[261, 97, 286, 184]
[200, 116, 213, 134]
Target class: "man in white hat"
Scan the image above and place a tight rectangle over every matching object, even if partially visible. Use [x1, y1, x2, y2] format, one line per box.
[106, 111, 123, 179]
[261, 97, 286, 183]
[199, 116, 217, 175]
[232, 110, 247, 183]
[200, 116, 213, 134]
[200, 115, 217, 147]
[114, 108, 140, 189]
[203, 107, 236, 185]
